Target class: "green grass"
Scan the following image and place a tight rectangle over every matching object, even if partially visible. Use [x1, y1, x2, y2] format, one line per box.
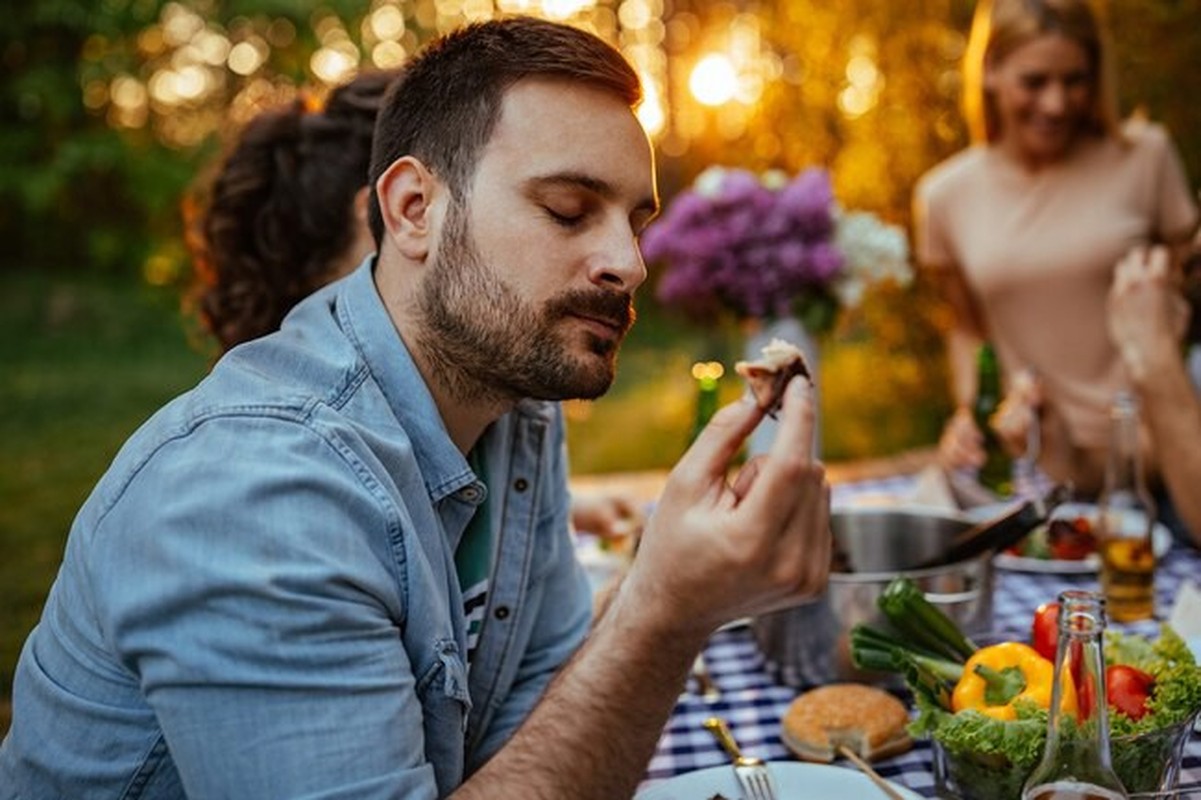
[0, 273, 947, 738]
[0, 274, 209, 735]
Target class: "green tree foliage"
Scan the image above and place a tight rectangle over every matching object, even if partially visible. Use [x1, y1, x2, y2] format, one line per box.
[5, 0, 1199, 277]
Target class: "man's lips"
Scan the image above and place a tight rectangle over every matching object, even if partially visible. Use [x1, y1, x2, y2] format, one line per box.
[571, 312, 627, 338]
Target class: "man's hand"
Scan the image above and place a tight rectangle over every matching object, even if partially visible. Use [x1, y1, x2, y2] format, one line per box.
[619, 376, 830, 638]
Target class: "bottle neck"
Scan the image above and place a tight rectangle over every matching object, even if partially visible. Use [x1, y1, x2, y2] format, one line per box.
[1104, 408, 1141, 492]
[1100, 399, 1156, 531]
[1028, 591, 1125, 796]
[975, 346, 1001, 397]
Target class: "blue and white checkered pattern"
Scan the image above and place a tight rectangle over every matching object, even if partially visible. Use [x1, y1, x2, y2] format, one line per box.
[641, 521, 1201, 796]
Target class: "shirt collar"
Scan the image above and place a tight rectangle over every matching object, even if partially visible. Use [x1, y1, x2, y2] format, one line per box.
[336, 256, 476, 503]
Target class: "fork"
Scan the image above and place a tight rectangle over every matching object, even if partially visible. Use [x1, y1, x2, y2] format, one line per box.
[702, 716, 777, 800]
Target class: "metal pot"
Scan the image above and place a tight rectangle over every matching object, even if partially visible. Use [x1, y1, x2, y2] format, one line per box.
[752, 506, 994, 687]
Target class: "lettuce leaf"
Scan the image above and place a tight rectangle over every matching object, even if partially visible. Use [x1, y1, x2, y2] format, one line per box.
[1106, 624, 1201, 737]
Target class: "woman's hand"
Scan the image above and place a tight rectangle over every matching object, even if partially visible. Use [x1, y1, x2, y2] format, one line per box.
[571, 493, 644, 545]
[938, 406, 985, 471]
[1108, 245, 1190, 384]
[992, 370, 1041, 458]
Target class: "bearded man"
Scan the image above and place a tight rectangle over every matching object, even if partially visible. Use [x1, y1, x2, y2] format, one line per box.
[1, 18, 829, 800]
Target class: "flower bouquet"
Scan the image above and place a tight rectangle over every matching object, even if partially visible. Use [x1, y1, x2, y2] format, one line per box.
[640, 165, 912, 334]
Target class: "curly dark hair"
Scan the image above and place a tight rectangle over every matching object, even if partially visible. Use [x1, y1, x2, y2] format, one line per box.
[186, 69, 400, 352]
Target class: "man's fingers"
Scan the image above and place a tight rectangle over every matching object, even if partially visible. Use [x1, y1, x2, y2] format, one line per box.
[770, 377, 816, 464]
[674, 395, 764, 484]
[740, 378, 818, 517]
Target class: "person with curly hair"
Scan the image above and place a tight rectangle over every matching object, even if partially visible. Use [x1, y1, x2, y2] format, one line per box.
[185, 69, 396, 352]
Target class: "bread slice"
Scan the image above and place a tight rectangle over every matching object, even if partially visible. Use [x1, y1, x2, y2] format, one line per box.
[734, 338, 811, 415]
[780, 683, 913, 763]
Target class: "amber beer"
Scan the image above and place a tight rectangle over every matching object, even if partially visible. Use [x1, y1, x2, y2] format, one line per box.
[1096, 392, 1156, 623]
[1098, 520, 1155, 623]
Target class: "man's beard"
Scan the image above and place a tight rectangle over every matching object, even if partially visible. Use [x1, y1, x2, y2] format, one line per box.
[415, 200, 634, 405]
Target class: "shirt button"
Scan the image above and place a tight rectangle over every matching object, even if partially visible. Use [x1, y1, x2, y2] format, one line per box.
[460, 486, 481, 502]
[513, 478, 529, 492]
[494, 605, 511, 620]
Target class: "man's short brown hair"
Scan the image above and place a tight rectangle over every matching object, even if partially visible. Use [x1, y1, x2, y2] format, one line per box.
[367, 16, 642, 245]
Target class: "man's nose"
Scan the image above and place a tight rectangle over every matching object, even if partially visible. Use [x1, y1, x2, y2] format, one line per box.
[589, 227, 647, 293]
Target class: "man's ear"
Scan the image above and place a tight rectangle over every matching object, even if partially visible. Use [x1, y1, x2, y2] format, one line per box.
[375, 156, 440, 262]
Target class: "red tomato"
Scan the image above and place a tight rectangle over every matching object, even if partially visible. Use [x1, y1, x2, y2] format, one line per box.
[1106, 665, 1154, 720]
[1031, 602, 1059, 661]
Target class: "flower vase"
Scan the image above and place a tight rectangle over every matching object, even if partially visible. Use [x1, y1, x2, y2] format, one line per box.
[744, 316, 820, 458]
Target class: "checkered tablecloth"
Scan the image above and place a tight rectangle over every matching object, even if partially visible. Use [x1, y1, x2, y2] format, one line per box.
[639, 498, 1201, 796]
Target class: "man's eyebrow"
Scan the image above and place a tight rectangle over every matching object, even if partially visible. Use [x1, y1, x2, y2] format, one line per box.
[526, 172, 659, 217]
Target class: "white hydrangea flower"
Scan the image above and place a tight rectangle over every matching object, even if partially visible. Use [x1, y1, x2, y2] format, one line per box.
[832, 210, 913, 309]
[760, 169, 789, 190]
[694, 166, 729, 198]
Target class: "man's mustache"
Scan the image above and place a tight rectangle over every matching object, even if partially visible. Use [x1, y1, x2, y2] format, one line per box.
[549, 289, 636, 334]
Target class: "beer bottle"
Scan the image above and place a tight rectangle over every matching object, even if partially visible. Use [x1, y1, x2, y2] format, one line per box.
[973, 342, 1013, 495]
[1096, 392, 1156, 622]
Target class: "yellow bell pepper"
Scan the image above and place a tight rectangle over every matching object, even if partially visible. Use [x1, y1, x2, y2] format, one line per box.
[951, 642, 1077, 721]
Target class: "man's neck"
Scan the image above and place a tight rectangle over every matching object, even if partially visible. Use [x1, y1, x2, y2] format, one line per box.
[374, 258, 513, 455]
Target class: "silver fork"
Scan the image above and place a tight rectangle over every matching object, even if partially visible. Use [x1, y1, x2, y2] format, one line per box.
[702, 716, 777, 800]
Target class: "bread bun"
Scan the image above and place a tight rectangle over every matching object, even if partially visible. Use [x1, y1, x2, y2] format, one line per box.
[780, 683, 912, 763]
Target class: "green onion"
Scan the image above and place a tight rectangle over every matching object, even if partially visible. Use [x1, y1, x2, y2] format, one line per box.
[877, 577, 978, 661]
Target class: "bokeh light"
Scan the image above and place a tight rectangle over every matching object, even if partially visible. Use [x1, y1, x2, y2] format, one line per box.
[690, 53, 737, 107]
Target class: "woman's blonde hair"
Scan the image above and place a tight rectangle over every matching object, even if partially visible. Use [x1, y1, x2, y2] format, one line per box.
[962, 0, 1120, 145]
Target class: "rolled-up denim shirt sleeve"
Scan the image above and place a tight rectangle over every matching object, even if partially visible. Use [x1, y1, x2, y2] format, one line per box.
[91, 415, 438, 800]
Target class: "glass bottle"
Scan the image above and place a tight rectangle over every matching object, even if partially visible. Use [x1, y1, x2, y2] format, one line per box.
[973, 342, 1013, 495]
[689, 361, 723, 444]
[1021, 590, 1127, 800]
[1096, 391, 1157, 623]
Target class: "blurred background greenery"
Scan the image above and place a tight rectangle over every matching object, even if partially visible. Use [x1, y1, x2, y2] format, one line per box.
[3, 0, 1200, 732]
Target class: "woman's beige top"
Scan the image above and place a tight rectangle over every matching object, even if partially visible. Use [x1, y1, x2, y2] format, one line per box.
[915, 122, 1198, 452]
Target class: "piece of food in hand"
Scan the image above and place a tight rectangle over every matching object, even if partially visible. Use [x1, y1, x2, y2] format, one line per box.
[734, 337, 811, 415]
[780, 683, 912, 763]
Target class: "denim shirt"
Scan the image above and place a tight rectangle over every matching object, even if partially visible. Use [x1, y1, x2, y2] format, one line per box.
[0, 260, 593, 799]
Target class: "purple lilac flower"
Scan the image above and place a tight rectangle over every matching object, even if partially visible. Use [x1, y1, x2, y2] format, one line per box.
[646, 165, 861, 322]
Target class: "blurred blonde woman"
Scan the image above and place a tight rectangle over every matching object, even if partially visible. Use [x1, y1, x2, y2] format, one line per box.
[914, 0, 1198, 496]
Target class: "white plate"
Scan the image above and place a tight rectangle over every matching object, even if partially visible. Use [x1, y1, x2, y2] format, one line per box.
[991, 502, 1172, 574]
[635, 762, 924, 800]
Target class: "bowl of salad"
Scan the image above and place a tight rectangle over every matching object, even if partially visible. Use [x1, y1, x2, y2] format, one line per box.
[850, 579, 1201, 800]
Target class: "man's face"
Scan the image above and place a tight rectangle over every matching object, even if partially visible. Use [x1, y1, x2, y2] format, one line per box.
[416, 78, 658, 403]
